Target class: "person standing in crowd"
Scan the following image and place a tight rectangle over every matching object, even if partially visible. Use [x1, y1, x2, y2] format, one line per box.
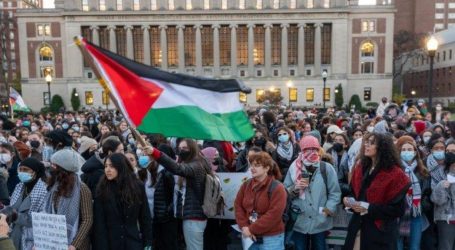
[272, 127, 301, 178]
[343, 133, 411, 250]
[431, 142, 455, 250]
[145, 139, 211, 250]
[27, 132, 44, 161]
[43, 149, 92, 250]
[0, 143, 20, 196]
[235, 152, 287, 250]
[94, 153, 153, 250]
[395, 136, 431, 250]
[428, 139, 447, 189]
[376, 97, 390, 117]
[1, 158, 47, 250]
[327, 134, 350, 197]
[78, 136, 98, 161]
[284, 136, 341, 250]
[323, 125, 344, 152]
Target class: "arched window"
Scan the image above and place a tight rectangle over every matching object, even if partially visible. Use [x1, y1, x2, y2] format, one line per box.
[186, 0, 192, 10]
[360, 41, 375, 74]
[289, 0, 296, 9]
[239, 0, 245, 9]
[151, 0, 157, 10]
[272, 0, 279, 9]
[361, 41, 374, 57]
[38, 44, 55, 77]
[39, 45, 53, 61]
[221, 0, 227, 9]
[256, 0, 262, 9]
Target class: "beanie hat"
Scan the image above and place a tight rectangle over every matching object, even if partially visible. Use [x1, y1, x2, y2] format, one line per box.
[307, 130, 322, 145]
[201, 147, 217, 162]
[19, 157, 45, 179]
[46, 130, 73, 147]
[299, 135, 321, 151]
[396, 136, 417, 152]
[13, 141, 31, 160]
[78, 136, 98, 154]
[414, 121, 426, 135]
[51, 149, 85, 173]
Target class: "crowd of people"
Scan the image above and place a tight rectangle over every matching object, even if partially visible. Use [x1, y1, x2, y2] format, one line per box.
[0, 97, 453, 250]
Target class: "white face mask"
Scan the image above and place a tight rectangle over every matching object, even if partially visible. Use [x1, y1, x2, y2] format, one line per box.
[31, 126, 38, 132]
[367, 126, 374, 133]
[0, 153, 12, 164]
[436, 106, 442, 111]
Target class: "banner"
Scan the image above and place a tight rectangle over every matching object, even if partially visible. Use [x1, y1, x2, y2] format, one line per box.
[214, 172, 251, 220]
[32, 212, 68, 250]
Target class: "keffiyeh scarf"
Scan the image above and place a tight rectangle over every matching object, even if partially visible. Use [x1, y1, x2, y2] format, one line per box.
[402, 160, 422, 217]
[277, 142, 293, 161]
[427, 154, 446, 189]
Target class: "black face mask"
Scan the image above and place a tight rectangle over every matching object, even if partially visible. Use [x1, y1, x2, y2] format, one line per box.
[81, 150, 94, 160]
[332, 143, 344, 153]
[446, 152, 455, 166]
[213, 158, 222, 166]
[30, 141, 40, 149]
[178, 150, 191, 161]
[253, 138, 266, 148]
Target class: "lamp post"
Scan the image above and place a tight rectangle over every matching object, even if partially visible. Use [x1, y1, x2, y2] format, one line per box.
[322, 70, 328, 109]
[286, 80, 293, 107]
[45, 74, 52, 106]
[426, 35, 438, 111]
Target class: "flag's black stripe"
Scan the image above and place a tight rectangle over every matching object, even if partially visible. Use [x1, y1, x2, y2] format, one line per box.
[87, 40, 251, 94]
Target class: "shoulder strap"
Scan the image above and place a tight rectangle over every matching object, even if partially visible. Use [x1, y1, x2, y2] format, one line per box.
[320, 162, 329, 200]
[267, 180, 280, 200]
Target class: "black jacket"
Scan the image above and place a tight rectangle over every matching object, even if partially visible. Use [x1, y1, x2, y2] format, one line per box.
[94, 182, 153, 250]
[272, 143, 300, 177]
[81, 153, 104, 197]
[152, 169, 175, 223]
[157, 153, 210, 220]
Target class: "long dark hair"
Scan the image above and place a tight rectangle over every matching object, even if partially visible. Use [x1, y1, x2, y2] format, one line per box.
[358, 132, 401, 170]
[47, 166, 76, 198]
[178, 138, 202, 163]
[96, 153, 143, 205]
[99, 139, 122, 159]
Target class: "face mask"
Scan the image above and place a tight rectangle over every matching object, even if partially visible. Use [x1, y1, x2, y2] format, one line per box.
[31, 126, 38, 132]
[136, 149, 143, 157]
[89, 119, 95, 125]
[253, 138, 266, 147]
[302, 151, 320, 167]
[178, 150, 191, 161]
[436, 106, 442, 111]
[367, 126, 374, 133]
[332, 143, 344, 153]
[76, 138, 81, 144]
[278, 134, 289, 143]
[0, 137, 6, 144]
[30, 140, 41, 149]
[18, 172, 34, 183]
[0, 153, 12, 164]
[62, 123, 69, 130]
[423, 136, 431, 145]
[433, 150, 445, 161]
[128, 138, 135, 145]
[400, 151, 416, 162]
[73, 126, 80, 132]
[138, 155, 150, 168]
[22, 121, 30, 127]
[446, 152, 455, 166]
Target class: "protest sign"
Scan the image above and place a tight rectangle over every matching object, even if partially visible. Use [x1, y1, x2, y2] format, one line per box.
[32, 212, 68, 250]
[214, 172, 251, 220]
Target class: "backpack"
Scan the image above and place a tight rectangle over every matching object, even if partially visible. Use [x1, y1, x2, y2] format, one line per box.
[202, 172, 226, 217]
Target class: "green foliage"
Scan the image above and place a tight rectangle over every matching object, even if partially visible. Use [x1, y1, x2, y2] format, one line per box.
[335, 84, 344, 108]
[257, 90, 283, 106]
[50, 95, 65, 113]
[348, 95, 362, 111]
[448, 102, 455, 113]
[12, 72, 21, 92]
[70, 88, 81, 111]
[392, 93, 406, 106]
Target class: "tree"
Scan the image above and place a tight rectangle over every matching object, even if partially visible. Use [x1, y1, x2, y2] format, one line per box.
[70, 88, 81, 111]
[335, 84, 344, 108]
[50, 94, 65, 113]
[348, 94, 362, 111]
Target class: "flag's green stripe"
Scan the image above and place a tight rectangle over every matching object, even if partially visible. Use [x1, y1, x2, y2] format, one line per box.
[13, 104, 30, 112]
[137, 106, 254, 142]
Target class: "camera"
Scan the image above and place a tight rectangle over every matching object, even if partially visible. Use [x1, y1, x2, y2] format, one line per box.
[0, 207, 18, 225]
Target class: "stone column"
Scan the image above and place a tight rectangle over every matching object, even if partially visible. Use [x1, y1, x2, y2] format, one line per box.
[281, 23, 289, 77]
[264, 24, 272, 77]
[230, 24, 237, 76]
[315, 23, 323, 75]
[297, 23, 305, 76]
[90, 26, 99, 45]
[126, 25, 134, 60]
[177, 25, 185, 72]
[159, 25, 168, 70]
[212, 24, 220, 77]
[142, 25, 151, 65]
[108, 25, 117, 53]
[195, 24, 202, 75]
[247, 23, 255, 77]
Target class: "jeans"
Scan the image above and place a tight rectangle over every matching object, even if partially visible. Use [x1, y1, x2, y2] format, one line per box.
[183, 219, 207, 250]
[290, 231, 327, 250]
[397, 216, 423, 250]
[249, 233, 285, 250]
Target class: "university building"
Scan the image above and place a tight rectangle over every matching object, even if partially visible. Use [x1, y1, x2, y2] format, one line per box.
[16, 0, 395, 110]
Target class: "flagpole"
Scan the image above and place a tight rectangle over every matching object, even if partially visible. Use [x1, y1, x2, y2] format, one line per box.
[74, 36, 147, 147]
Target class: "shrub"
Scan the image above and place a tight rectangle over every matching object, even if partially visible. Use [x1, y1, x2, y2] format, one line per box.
[50, 95, 65, 113]
[70, 88, 81, 111]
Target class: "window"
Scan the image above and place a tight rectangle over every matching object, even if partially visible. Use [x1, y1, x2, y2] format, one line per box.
[167, 26, 178, 67]
[116, 26, 127, 57]
[323, 0, 330, 8]
[435, 3, 444, 9]
[271, 25, 281, 65]
[85, 91, 94, 105]
[151, 0, 157, 10]
[435, 13, 444, 19]
[306, 88, 314, 102]
[239, 0, 245, 9]
[290, 69, 295, 76]
[102, 91, 110, 105]
[289, 88, 297, 102]
[360, 41, 375, 74]
[324, 88, 330, 101]
[450, 3, 455, 8]
[39, 45, 53, 62]
[306, 69, 311, 76]
[184, 27, 196, 66]
[132, 26, 144, 63]
[133, 0, 140, 10]
[307, 0, 314, 8]
[237, 25, 248, 66]
[150, 26, 161, 66]
[288, 24, 298, 65]
[273, 0, 279, 9]
[82, 0, 89, 11]
[257, 0, 262, 9]
[364, 87, 371, 101]
[204, 0, 209, 9]
[219, 26, 231, 66]
[274, 69, 279, 76]
[99, 26, 110, 49]
[169, 0, 175, 10]
[289, 0, 296, 9]
[256, 89, 264, 102]
[239, 92, 247, 103]
[221, 0, 227, 9]
[117, 0, 123, 10]
[40, 66, 54, 78]
[254, 26, 265, 65]
[304, 24, 315, 64]
[321, 24, 331, 64]
[201, 26, 213, 66]
[186, 0, 192, 10]
[361, 20, 375, 32]
[99, 0, 106, 10]
[449, 13, 455, 19]
[450, 50, 453, 60]
[37, 24, 51, 36]
[444, 51, 446, 61]
[256, 70, 262, 77]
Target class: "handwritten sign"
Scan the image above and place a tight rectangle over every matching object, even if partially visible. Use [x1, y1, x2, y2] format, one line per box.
[32, 212, 68, 250]
[213, 172, 251, 220]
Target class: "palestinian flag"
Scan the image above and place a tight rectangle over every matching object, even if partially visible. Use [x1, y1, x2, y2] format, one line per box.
[9, 88, 30, 112]
[77, 37, 254, 142]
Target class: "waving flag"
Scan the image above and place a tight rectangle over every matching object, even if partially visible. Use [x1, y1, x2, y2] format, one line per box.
[9, 88, 30, 112]
[76, 37, 254, 142]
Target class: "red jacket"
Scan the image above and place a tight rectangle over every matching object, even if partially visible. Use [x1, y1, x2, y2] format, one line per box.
[234, 175, 286, 236]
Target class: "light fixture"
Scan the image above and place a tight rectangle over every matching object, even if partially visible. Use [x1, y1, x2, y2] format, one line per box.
[286, 80, 293, 88]
[45, 74, 52, 83]
[426, 36, 439, 53]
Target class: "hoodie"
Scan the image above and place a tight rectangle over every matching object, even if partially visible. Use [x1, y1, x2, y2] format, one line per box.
[81, 152, 105, 197]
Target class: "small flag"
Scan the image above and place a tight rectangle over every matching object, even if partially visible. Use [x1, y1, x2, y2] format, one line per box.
[9, 88, 30, 112]
[77, 37, 254, 142]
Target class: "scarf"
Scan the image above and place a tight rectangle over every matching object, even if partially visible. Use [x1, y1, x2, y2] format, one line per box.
[42, 176, 81, 244]
[290, 152, 321, 199]
[402, 160, 422, 217]
[427, 154, 446, 189]
[351, 163, 410, 230]
[277, 142, 293, 161]
[330, 150, 347, 170]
